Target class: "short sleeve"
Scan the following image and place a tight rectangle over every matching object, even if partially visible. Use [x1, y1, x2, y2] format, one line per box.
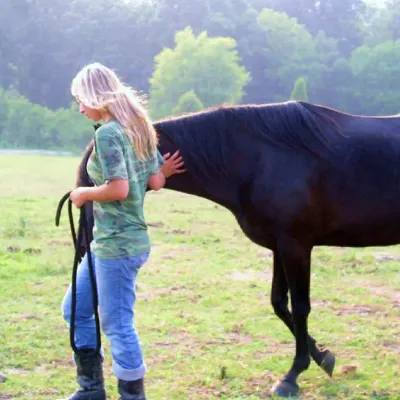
[95, 126, 128, 181]
[148, 150, 162, 176]
[157, 150, 164, 166]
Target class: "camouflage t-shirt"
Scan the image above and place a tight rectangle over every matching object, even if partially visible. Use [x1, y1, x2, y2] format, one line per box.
[86, 120, 161, 259]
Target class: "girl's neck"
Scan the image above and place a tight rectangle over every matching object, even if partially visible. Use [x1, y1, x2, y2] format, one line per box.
[101, 111, 114, 122]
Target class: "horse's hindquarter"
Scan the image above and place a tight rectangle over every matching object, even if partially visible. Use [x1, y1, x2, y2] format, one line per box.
[238, 133, 400, 248]
[317, 131, 400, 246]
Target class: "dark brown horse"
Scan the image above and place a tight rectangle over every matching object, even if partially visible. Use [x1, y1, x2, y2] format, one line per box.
[75, 101, 400, 397]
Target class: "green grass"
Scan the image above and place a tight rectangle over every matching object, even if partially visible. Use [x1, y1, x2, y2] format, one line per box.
[0, 153, 399, 400]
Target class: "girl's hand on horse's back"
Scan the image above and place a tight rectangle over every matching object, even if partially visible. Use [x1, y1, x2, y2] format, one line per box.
[162, 150, 186, 178]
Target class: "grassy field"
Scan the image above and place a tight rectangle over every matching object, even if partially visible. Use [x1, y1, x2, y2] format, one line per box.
[0, 153, 399, 400]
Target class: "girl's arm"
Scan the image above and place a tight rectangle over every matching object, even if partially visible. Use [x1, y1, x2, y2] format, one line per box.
[148, 171, 165, 191]
[70, 179, 129, 207]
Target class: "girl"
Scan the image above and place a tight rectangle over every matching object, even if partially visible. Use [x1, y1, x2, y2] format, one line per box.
[63, 62, 184, 400]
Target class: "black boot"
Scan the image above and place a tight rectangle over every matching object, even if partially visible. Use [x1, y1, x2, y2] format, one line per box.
[118, 379, 146, 400]
[65, 348, 106, 400]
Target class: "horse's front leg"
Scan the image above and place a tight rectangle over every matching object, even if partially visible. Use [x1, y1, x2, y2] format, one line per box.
[270, 234, 313, 398]
[271, 251, 335, 378]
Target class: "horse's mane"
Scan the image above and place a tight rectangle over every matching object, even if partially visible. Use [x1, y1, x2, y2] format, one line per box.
[157, 100, 344, 152]
[154, 101, 345, 183]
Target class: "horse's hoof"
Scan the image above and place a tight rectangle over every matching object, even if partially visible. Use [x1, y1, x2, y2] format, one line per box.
[271, 379, 299, 398]
[320, 350, 336, 377]
[0, 372, 7, 383]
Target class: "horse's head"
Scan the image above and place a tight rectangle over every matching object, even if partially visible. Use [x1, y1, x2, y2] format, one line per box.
[76, 123, 101, 188]
[76, 139, 95, 188]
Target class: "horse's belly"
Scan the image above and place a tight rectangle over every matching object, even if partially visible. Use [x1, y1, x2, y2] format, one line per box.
[318, 226, 400, 247]
[319, 199, 400, 247]
[236, 213, 276, 249]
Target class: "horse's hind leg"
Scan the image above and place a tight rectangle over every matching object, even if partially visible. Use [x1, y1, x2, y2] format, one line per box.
[271, 251, 335, 377]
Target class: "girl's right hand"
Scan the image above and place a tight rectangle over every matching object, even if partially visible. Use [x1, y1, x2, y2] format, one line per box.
[162, 150, 186, 178]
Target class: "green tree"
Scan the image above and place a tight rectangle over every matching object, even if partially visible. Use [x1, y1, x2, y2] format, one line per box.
[349, 40, 400, 115]
[290, 77, 309, 101]
[257, 9, 334, 102]
[362, 0, 400, 46]
[0, 88, 8, 138]
[264, 0, 367, 54]
[148, 0, 266, 104]
[149, 27, 250, 119]
[0, 0, 160, 109]
[173, 90, 204, 115]
[1, 89, 93, 149]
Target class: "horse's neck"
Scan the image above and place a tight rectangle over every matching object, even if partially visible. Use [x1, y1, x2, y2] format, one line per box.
[164, 171, 239, 213]
[158, 126, 239, 211]
[164, 173, 206, 198]
[78, 140, 94, 187]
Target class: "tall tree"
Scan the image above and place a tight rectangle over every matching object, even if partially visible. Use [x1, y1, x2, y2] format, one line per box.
[362, 0, 400, 45]
[290, 77, 309, 101]
[149, 27, 250, 119]
[257, 9, 339, 102]
[264, 0, 367, 54]
[173, 90, 204, 115]
[0, 0, 161, 108]
[349, 40, 400, 115]
[0, 88, 8, 139]
[149, 0, 266, 104]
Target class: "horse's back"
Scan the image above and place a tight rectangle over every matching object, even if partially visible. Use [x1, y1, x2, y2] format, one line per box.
[312, 123, 400, 246]
[239, 106, 400, 247]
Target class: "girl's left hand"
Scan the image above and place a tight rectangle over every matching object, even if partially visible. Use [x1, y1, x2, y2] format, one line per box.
[70, 187, 88, 208]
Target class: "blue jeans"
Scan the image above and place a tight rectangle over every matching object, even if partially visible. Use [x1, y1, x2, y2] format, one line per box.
[62, 252, 149, 381]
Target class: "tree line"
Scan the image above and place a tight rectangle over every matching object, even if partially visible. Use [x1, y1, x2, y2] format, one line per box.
[0, 0, 399, 149]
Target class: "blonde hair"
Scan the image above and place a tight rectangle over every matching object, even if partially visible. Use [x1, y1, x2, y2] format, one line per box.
[71, 62, 157, 161]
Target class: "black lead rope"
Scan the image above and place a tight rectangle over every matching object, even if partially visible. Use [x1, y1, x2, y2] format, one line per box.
[55, 193, 102, 355]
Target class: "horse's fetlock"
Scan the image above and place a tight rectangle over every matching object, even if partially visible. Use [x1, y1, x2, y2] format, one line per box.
[294, 354, 311, 372]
